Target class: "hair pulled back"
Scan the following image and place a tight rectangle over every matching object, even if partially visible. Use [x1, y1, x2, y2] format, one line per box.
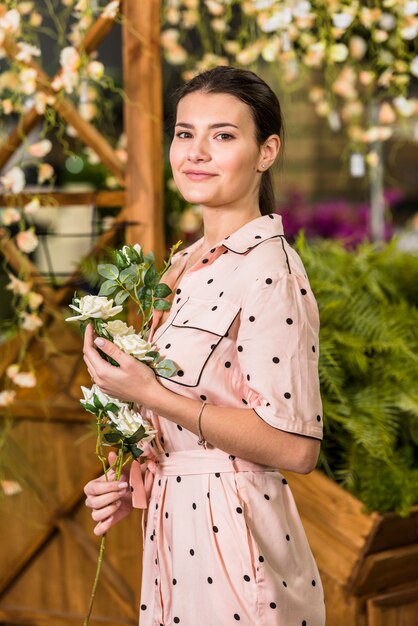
[172, 66, 284, 216]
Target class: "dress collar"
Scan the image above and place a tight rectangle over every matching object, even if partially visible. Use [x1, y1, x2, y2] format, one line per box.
[172, 213, 284, 262]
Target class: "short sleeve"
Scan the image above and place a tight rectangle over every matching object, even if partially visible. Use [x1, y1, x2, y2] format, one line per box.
[236, 269, 323, 440]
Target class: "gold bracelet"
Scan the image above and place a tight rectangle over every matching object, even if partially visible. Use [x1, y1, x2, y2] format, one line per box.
[197, 401, 208, 448]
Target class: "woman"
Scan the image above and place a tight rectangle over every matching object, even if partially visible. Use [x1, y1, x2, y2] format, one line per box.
[83, 66, 325, 626]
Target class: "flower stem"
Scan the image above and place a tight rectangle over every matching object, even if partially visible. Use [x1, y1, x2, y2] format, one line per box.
[83, 534, 106, 626]
[82, 447, 124, 625]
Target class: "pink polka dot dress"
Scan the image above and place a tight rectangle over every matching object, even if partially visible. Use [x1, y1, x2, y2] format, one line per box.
[135, 214, 325, 626]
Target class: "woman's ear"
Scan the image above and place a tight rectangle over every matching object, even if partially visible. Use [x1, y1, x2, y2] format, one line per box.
[258, 134, 281, 170]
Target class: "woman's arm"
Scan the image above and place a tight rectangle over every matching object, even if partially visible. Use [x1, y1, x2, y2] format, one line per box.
[83, 325, 320, 473]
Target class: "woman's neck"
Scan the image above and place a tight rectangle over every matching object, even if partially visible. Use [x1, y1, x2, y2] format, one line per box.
[200, 206, 262, 250]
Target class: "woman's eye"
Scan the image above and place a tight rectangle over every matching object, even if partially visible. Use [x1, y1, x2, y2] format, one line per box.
[175, 131, 192, 139]
[216, 133, 234, 140]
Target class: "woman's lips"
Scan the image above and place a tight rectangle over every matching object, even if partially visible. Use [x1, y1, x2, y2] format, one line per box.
[184, 171, 217, 181]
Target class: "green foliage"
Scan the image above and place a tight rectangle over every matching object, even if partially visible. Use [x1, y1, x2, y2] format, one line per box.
[296, 236, 418, 515]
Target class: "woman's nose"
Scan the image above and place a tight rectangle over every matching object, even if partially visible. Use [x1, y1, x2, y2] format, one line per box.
[187, 137, 210, 162]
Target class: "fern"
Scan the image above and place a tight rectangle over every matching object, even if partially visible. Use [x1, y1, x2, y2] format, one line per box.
[296, 236, 418, 515]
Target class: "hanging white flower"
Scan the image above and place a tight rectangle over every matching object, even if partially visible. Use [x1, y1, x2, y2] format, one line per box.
[1, 208, 21, 226]
[16, 229, 39, 253]
[23, 198, 41, 215]
[0, 390, 16, 407]
[28, 139, 52, 158]
[0, 166, 25, 194]
[6, 273, 31, 296]
[66, 295, 123, 321]
[20, 312, 43, 331]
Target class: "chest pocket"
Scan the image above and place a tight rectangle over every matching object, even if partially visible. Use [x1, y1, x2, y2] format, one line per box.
[156, 297, 240, 387]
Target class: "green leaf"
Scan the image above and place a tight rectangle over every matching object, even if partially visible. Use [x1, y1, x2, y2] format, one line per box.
[145, 351, 159, 359]
[120, 266, 138, 285]
[144, 251, 155, 263]
[114, 250, 126, 269]
[93, 394, 104, 409]
[82, 402, 98, 414]
[98, 263, 119, 280]
[103, 431, 124, 443]
[156, 359, 178, 377]
[154, 283, 172, 298]
[114, 290, 130, 305]
[125, 425, 146, 444]
[104, 402, 120, 413]
[154, 299, 171, 311]
[98, 279, 118, 297]
[130, 445, 143, 459]
[144, 265, 158, 288]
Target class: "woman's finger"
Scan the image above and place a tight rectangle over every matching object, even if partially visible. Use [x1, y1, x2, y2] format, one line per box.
[85, 488, 128, 511]
[94, 516, 114, 536]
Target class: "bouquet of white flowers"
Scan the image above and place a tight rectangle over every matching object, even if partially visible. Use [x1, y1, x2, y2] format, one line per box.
[65, 241, 181, 625]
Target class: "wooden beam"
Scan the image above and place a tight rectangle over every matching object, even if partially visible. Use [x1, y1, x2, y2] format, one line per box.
[0, 13, 119, 172]
[122, 0, 165, 261]
[0, 190, 125, 208]
[0, 607, 135, 626]
[57, 519, 138, 620]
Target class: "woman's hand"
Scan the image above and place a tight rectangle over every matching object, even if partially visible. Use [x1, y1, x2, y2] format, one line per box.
[82, 323, 157, 405]
[84, 451, 133, 536]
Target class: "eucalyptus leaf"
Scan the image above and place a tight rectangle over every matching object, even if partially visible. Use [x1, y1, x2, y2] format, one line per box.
[144, 251, 155, 263]
[154, 283, 172, 298]
[120, 266, 138, 284]
[114, 290, 130, 305]
[98, 279, 118, 297]
[98, 263, 119, 280]
[144, 265, 158, 288]
[145, 351, 159, 359]
[114, 251, 126, 268]
[154, 299, 171, 311]
[156, 359, 178, 377]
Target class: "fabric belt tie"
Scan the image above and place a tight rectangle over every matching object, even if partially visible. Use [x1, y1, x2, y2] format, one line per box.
[129, 449, 276, 509]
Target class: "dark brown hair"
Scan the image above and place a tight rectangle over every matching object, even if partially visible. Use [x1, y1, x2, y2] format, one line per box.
[171, 66, 284, 215]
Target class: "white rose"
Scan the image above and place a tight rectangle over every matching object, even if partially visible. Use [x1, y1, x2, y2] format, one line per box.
[80, 384, 124, 410]
[103, 320, 135, 338]
[107, 405, 157, 438]
[122, 243, 142, 264]
[16, 229, 39, 253]
[66, 295, 123, 321]
[0, 390, 16, 407]
[113, 334, 154, 360]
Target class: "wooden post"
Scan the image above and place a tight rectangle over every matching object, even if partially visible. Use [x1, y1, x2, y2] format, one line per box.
[122, 0, 165, 262]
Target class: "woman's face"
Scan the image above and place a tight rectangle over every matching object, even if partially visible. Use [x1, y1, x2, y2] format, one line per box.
[169, 91, 264, 211]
